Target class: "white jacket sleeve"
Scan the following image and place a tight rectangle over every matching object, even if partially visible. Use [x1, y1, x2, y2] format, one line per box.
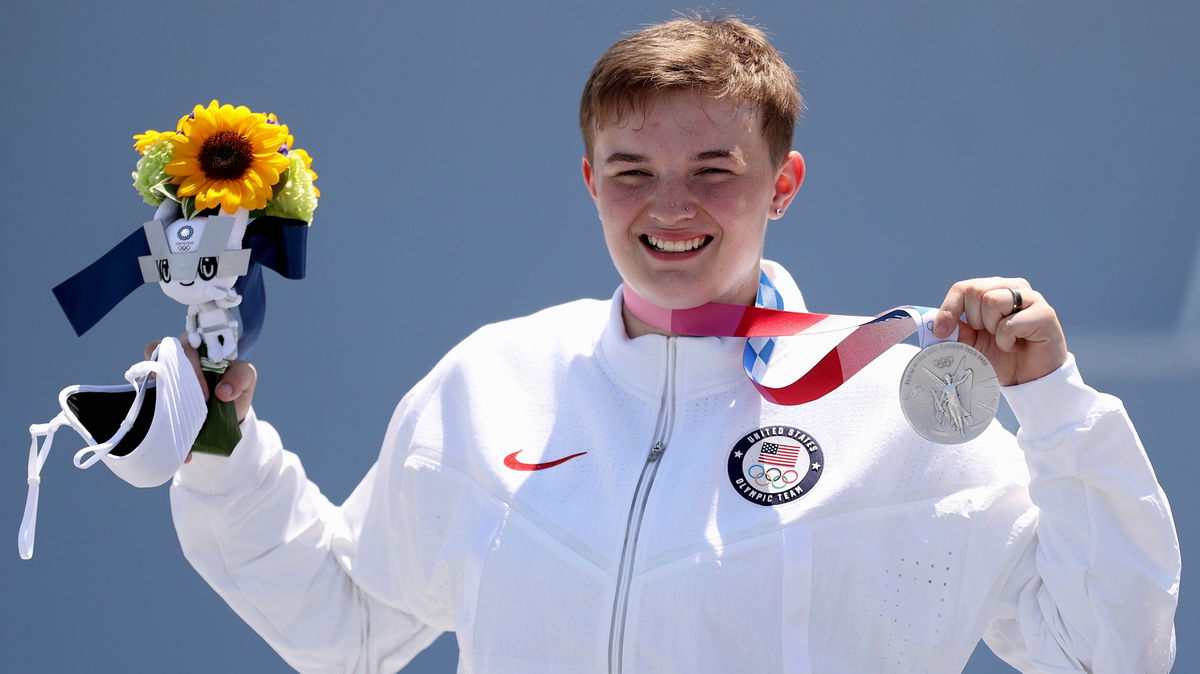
[983, 355, 1180, 673]
[169, 407, 443, 674]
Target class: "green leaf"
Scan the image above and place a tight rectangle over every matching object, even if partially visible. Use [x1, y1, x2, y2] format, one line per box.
[191, 366, 242, 457]
[181, 196, 198, 220]
[150, 179, 180, 203]
[271, 164, 291, 197]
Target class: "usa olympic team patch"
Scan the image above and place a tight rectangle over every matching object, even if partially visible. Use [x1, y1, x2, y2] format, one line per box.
[727, 425, 823, 506]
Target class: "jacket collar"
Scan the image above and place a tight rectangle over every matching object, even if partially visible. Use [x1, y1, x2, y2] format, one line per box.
[595, 261, 807, 401]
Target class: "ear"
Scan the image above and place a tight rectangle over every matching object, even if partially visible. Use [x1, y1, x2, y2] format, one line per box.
[581, 155, 599, 201]
[769, 151, 805, 220]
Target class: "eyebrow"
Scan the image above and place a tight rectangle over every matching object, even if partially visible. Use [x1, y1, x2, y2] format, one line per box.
[604, 152, 646, 164]
[694, 149, 744, 163]
[604, 149, 745, 164]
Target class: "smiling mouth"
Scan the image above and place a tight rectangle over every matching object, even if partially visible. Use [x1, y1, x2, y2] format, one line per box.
[180, 281, 194, 287]
[642, 234, 713, 253]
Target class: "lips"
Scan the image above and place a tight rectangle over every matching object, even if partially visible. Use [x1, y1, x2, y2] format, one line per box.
[641, 234, 713, 253]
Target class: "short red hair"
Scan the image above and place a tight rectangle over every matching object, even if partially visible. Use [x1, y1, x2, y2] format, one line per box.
[580, 14, 803, 166]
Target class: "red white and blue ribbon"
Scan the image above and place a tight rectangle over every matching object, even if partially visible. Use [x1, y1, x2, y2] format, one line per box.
[622, 271, 955, 406]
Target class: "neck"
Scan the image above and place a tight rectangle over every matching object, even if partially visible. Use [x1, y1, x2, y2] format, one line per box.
[619, 282, 761, 339]
[622, 303, 678, 338]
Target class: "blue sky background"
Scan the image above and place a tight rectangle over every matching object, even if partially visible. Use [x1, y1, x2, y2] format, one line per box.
[2, 1, 1195, 672]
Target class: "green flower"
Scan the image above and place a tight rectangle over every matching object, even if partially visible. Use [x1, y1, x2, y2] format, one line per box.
[132, 138, 174, 206]
[262, 153, 318, 223]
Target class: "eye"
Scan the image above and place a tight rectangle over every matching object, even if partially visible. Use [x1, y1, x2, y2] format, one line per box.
[198, 256, 219, 281]
[697, 167, 731, 175]
[617, 169, 651, 177]
[156, 259, 170, 282]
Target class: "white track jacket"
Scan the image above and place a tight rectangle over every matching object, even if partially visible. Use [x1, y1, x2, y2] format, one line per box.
[171, 264, 1179, 673]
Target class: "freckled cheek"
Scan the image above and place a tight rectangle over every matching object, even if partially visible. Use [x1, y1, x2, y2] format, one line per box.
[596, 184, 649, 221]
[692, 181, 759, 215]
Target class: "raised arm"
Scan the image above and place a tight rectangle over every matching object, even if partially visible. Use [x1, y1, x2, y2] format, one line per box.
[935, 278, 1179, 671]
[162, 344, 443, 673]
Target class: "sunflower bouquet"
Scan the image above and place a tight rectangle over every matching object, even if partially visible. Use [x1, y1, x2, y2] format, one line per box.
[19, 103, 318, 544]
[132, 100, 318, 222]
[42, 100, 320, 457]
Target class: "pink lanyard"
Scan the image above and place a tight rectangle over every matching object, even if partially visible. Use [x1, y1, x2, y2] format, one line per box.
[621, 272, 953, 405]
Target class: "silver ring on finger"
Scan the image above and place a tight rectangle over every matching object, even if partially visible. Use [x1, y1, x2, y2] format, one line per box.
[1008, 287, 1024, 315]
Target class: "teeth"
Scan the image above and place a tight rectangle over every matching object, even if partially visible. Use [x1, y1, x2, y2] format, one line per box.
[646, 235, 709, 253]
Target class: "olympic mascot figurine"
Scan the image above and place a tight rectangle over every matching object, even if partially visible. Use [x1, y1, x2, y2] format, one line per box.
[18, 101, 316, 559]
[145, 203, 251, 365]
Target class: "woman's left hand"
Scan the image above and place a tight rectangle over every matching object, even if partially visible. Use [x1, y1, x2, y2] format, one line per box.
[932, 277, 1068, 386]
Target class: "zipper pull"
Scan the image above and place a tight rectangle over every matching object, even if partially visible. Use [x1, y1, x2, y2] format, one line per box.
[648, 441, 665, 462]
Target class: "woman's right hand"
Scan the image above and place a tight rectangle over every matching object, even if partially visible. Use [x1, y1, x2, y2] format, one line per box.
[145, 337, 258, 459]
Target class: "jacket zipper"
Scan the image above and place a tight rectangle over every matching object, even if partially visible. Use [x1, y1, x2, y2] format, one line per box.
[608, 337, 677, 674]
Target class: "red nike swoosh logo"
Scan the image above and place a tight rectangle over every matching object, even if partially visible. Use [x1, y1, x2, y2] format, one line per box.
[503, 450, 588, 471]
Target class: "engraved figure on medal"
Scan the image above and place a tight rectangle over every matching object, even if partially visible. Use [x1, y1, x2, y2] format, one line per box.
[899, 341, 1000, 444]
[932, 357, 973, 435]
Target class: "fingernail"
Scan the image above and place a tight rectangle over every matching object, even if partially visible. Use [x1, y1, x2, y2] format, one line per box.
[217, 383, 234, 400]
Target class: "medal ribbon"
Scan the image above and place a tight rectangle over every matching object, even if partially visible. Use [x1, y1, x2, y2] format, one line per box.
[622, 272, 956, 405]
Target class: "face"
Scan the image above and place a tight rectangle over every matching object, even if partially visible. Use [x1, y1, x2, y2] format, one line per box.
[157, 259, 238, 306]
[583, 90, 804, 335]
[155, 215, 240, 306]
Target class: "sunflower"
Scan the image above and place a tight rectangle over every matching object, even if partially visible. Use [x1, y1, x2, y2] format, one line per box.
[133, 129, 175, 154]
[164, 100, 290, 213]
[266, 112, 295, 150]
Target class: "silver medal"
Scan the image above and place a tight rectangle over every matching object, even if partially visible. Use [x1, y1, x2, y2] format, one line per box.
[899, 341, 1000, 444]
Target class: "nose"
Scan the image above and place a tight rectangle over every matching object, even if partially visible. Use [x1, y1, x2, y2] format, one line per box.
[646, 177, 695, 225]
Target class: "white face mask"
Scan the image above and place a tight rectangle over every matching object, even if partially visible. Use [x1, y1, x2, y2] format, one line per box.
[18, 337, 206, 559]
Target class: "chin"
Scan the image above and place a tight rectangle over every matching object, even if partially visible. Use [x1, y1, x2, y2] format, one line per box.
[630, 278, 720, 310]
[642, 272, 759, 310]
[160, 282, 205, 306]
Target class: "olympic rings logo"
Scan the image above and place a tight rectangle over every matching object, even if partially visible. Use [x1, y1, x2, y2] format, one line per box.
[747, 464, 799, 489]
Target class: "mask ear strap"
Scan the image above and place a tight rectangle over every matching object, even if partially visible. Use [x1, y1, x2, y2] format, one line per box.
[19, 411, 70, 560]
[72, 360, 160, 470]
